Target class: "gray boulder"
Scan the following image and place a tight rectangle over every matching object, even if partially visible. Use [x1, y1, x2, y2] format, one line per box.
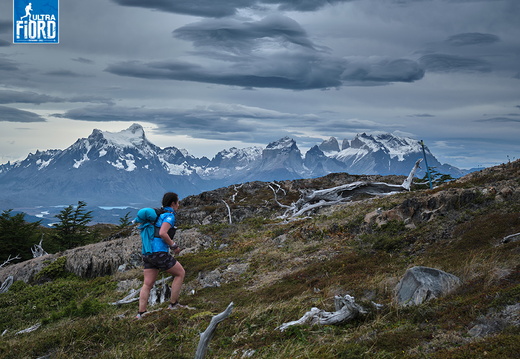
[395, 266, 462, 306]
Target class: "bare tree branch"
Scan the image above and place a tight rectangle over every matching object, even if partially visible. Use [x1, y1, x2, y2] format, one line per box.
[195, 302, 234, 359]
[16, 323, 41, 335]
[0, 255, 21, 269]
[222, 200, 232, 224]
[31, 236, 48, 258]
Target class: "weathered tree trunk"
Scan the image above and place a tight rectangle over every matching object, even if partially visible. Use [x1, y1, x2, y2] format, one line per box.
[110, 276, 172, 306]
[273, 160, 422, 220]
[277, 295, 366, 331]
[31, 237, 48, 258]
[0, 276, 13, 294]
[195, 302, 234, 359]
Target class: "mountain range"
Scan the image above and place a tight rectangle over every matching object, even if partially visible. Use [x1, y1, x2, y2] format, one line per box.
[0, 123, 467, 213]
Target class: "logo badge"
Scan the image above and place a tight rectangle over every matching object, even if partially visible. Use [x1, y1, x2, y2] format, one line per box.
[13, 0, 59, 44]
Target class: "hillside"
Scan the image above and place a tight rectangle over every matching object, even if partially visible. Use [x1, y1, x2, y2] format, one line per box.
[0, 161, 519, 358]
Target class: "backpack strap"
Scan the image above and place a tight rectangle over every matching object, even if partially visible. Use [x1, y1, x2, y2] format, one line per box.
[153, 207, 176, 238]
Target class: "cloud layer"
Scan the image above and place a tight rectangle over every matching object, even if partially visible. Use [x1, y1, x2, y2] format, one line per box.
[0, 0, 518, 169]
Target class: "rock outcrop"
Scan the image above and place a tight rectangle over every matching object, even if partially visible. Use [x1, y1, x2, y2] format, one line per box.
[0, 229, 214, 283]
[395, 266, 462, 306]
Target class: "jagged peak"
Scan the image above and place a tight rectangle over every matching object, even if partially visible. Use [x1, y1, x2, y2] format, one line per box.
[81, 123, 152, 150]
[319, 137, 340, 152]
[266, 136, 297, 150]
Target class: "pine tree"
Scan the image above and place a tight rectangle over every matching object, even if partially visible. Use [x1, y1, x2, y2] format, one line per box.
[52, 201, 94, 250]
[0, 210, 42, 262]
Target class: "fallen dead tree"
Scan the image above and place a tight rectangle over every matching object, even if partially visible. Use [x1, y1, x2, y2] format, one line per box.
[277, 295, 367, 331]
[195, 302, 234, 359]
[111, 276, 172, 306]
[273, 159, 422, 220]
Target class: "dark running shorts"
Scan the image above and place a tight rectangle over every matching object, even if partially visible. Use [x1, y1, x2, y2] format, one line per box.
[142, 252, 177, 271]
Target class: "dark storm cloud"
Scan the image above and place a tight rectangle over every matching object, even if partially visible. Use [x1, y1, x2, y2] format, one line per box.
[273, 0, 356, 12]
[0, 105, 46, 122]
[0, 20, 10, 33]
[106, 54, 345, 90]
[0, 90, 63, 105]
[446, 33, 500, 47]
[106, 55, 424, 89]
[44, 70, 92, 78]
[111, 0, 355, 18]
[173, 15, 319, 52]
[0, 57, 19, 71]
[111, 0, 249, 18]
[71, 57, 95, 65]
[341, 59, 424, 84]
[475, 117, 520, 123]
[408, 114, 435, 118]
[0, 20, 11, 46]
[419, 54, 491, 73]
[105, 13, 425, 89]
[0, 90, 113, 106]
[53, 104, 319, 143]
[110, 28, 423, 88]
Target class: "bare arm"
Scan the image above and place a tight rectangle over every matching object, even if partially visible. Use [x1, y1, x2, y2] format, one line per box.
[159, 222, 180, 254]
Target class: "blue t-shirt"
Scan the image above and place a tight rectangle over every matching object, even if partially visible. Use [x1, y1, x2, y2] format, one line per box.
[151, 207, 176, 253]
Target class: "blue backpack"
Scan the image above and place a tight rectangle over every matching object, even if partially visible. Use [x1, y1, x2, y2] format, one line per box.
[134, 207, 176, 254]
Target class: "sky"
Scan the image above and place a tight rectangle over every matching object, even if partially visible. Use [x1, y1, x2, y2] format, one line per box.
[0, 0, 519, 170]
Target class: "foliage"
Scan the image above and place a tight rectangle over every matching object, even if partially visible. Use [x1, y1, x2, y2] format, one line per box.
[117, 212, 132, 229]
[415, 166, 455, 187]
[0, 209, 42, 262]
[51, 201, 94, 250]
[34, 256, 73, 282]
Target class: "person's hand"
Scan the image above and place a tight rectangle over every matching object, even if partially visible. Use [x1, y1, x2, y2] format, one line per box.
[170, 243, 181, 255]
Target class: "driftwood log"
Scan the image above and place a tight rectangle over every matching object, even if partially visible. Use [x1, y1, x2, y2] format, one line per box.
[0, 276, 13, 294]
[277, 295, 366, 331]
[195, 302, 234, 359]
[16, 323, 41, 335]
[111, 276, 173, 306]
[273, 159, 422, 220]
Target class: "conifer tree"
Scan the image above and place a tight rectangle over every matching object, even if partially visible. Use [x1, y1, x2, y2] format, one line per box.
[0, 210, 42, 262]
[53, 201, 94, 250]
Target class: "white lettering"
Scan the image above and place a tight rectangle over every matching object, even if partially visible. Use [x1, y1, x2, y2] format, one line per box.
[28, 20, 37, 39]
[47, 21, 56, 39]
[15, 21, 24, 39]
[15, 9, 58, 43]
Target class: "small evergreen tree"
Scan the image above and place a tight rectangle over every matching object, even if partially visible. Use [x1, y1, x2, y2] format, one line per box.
[52, 201, 94, 250]
[117, 212, 132, 229]
[415, 166, 455, 188]
[0, 210, 42, 262]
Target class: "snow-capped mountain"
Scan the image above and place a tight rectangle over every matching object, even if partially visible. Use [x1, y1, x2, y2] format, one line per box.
[0, 124, 466, 210]
[325, 133, 434, 176]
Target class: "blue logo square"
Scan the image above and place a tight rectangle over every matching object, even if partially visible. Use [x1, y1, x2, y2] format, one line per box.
[13, 0, 59, 44]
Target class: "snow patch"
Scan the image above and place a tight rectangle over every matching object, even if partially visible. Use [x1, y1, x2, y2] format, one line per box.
[36, 158, 52, 170]
[73, 153, 89, 168]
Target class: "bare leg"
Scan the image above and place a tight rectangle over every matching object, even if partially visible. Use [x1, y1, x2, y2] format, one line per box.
[165, 261, 185, 304]
[139, 268, 159, 313]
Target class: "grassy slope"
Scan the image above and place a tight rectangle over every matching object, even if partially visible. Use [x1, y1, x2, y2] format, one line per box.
[1, 162, 519, 358]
